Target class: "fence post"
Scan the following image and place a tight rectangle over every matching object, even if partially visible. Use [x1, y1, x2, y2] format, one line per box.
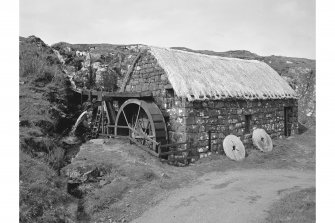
[80, 90, 83, 105]
[158, 143, 161, 158]
[88, 90, 92, 102]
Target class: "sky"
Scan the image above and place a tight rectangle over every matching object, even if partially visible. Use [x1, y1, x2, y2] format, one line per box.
[20, 0, 315, 59]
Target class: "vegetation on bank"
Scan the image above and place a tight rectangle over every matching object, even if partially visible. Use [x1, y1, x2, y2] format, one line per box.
[19, 36, 83, 222]
[265, 187, 315, 223]
[19, 152, 75, 222]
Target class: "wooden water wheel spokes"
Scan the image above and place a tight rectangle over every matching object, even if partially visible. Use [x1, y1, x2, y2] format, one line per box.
[130, 105, 155, 147]
[115, 99, 168, 153]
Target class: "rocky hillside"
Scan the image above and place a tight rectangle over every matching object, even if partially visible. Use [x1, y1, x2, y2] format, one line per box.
[172, 47, 316, 127]
[51, 42, 145, 92]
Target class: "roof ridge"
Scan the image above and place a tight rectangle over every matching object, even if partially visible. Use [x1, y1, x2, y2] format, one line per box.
[147, 45, 263, 64]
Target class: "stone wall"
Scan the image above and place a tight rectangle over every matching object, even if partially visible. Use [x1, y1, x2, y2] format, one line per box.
[125, 50, 188, 146]
[124, 50, 299, 158]
[185, 99, 298, 156]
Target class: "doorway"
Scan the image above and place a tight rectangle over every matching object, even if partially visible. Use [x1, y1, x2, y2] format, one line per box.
[284, 107, 293, 136]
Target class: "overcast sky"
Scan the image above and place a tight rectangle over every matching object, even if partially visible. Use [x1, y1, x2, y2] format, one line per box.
[20, 0, 315, 59]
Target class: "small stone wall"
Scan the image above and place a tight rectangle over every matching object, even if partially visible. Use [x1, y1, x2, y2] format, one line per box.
[185, 99, 298, 156]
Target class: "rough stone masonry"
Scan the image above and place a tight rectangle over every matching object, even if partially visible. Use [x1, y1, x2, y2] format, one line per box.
[124, 49, 298, 159]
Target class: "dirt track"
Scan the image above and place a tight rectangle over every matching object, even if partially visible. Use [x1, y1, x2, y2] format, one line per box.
[131, 169, 315, 223]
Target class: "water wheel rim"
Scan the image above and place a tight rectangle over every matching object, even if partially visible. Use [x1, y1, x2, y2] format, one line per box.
[115, 99, 167, 152]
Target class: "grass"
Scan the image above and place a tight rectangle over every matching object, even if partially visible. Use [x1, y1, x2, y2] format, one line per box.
[19, 151, 76, 223]
[265, 187, 315, 223]
[85, 179, 130, 214]
[62, 139, 197, 222]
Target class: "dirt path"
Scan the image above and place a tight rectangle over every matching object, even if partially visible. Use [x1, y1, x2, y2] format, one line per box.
[131, 169, 315, 223]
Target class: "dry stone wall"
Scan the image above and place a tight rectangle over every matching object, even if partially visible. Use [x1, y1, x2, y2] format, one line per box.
[185, 99, 298, 156]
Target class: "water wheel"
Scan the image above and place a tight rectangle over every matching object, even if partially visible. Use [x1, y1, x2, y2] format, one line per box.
[115, 99, 168, 153]
[252, 128, 273, 152]
[223, 135, 246, 161]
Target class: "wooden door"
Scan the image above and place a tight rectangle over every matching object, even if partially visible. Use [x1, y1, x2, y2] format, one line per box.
[284, 107, 293, 136]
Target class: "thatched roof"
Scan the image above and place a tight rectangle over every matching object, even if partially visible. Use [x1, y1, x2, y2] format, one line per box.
[148, 47, 297, 101]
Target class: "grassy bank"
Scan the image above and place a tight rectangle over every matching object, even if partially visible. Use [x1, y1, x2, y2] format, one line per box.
[265, 187, 315, 223]
[19, 36, 83, 222]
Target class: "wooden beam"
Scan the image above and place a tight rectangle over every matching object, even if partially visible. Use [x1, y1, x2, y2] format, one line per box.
[128, 137, 159, 157]
[97, 91, 103, 101]
[78, 89, 152, 98]
[101, 101, 105, 134]
[72, 87, 153, 98]
[159, 142, 189, 148]
[127, 125, 159, 146]
[88, 90, 92, 102]
[110, 125, 129, 129]
[80, 91, 83, 105]
[105, 101, 116, 125]
[159, 148, 191, 156]
[99, 134, 129, 139]
[164, 84, 173, 89]
[208, 130, 211, 151]
[120, 52, 143, 92]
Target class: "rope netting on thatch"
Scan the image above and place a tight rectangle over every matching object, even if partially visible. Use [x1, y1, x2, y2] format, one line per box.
[149, 47, 297, 101]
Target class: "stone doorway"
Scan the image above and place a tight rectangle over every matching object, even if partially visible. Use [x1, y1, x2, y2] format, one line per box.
[284, 107, 293, 136]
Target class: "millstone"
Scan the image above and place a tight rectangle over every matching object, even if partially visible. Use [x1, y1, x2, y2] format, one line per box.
[223, 135, 246, 161]
[252, 128, 273, 152]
